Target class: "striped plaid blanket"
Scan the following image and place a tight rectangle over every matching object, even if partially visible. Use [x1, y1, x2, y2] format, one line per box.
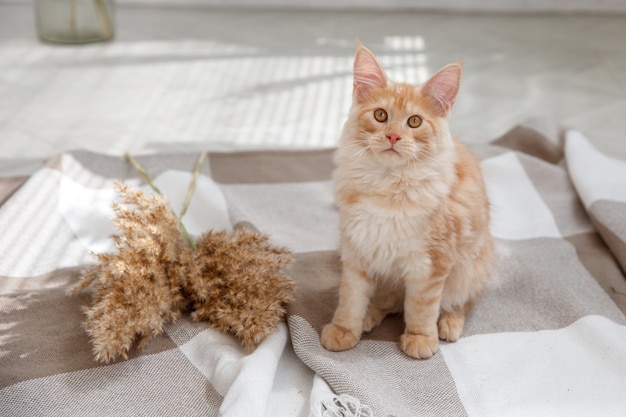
[2, 120, 626, 416]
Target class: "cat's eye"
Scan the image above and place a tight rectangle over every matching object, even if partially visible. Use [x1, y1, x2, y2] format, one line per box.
[373, 109, 388, 123]
[407, 115, 422, 128]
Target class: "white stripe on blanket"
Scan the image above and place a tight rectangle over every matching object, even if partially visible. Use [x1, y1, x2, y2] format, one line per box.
[566, 130, 626, 208]
[0, 168, 89, 277]
[60, 169, 232, 256]
[481, 152, 561, 240]
[174, 322, 312, 417]
[59, 173, 119, 254]
[441, 315, 626, 417]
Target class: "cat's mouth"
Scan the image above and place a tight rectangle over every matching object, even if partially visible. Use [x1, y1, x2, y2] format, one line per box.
[383, 147, 400, 155]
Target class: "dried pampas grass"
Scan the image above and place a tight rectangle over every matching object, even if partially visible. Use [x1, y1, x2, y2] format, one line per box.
[187, 229, 293, 350]
[70, 154, 294, 363]
[69, 183, 189, 363]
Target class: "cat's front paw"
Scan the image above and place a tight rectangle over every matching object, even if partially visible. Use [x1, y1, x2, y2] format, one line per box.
[321, 323, 360, 352]
[399, 333, 439, 359]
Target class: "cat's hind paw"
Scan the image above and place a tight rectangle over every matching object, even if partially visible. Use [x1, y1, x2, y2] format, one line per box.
[437, 310, 465, 342]
[400, 333, 439, 359]
[362, 305, 386, 333]
[321, 323, 360, 352]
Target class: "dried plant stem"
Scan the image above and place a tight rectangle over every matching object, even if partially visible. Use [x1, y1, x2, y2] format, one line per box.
[124, 152, 197, 249]
[176, 216, 196, 250]
[125, 153, 162, 194]
[178, 151, 208, 224]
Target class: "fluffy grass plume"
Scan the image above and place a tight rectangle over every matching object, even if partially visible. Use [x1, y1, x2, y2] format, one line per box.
[188, 229, 294, 351]
[70, 181, 294, 363]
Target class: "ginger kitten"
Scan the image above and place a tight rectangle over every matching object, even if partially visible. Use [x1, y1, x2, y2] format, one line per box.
[321, 44, 494, 359]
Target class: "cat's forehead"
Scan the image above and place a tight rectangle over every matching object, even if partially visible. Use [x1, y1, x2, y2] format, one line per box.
[374, 82, 429, 113]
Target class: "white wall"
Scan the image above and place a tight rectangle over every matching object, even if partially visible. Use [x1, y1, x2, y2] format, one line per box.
[4, 0, 626, 13]
[118, 0, 626, 13]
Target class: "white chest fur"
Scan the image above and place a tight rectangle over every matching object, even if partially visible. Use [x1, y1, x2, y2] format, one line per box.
[338, 178, 444, 281]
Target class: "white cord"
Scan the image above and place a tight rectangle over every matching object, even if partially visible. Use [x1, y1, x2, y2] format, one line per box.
[320, 394, 374, 417]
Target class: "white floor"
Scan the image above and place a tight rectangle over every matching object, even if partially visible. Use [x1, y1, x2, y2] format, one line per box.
[1, 4, 626, 175]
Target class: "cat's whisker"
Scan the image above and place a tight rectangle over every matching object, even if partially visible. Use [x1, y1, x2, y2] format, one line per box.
[403, 151, 425, 167]
[355, 147, 369, 160]
[414, 149, 440, 166]
[345, 140, 372, 160]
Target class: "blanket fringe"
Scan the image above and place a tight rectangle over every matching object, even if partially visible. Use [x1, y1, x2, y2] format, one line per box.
[320, 395, 373, 417]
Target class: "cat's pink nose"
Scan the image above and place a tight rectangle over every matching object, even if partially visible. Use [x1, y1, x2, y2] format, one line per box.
[386, 133, 401, 145]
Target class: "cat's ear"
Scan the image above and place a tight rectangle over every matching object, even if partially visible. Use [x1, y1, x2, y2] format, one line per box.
[421, 62, 463, 117]
[353, 43, 388, 103]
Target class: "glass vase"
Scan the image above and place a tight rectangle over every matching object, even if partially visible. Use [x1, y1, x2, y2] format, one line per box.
[35, 0, 115, 44]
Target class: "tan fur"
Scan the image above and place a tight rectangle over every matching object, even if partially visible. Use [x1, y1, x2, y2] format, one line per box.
[321, 44, 494, 359]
